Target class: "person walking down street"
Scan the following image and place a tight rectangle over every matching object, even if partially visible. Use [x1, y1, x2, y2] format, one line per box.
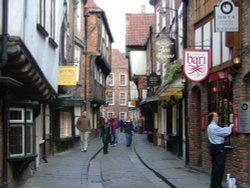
[109, 114, 118, 146]
[100, 118, 111, 154]
[119, 118, 124, 132]
[207, 112, 234, 188]
[76, 110, 91, 152]
[124, 118, 134, 147]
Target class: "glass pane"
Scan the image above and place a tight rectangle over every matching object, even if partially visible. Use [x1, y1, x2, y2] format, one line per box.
[9, 126, 23, 155]
[212, 19, 221, 66]
[222, 32, 231, 62]
[60, 112, 72, 138]
[203, 22, 210, 49]
[195, 27, 202, 49]
[25, 125, 32, 154]
[10, 109, 23, 121]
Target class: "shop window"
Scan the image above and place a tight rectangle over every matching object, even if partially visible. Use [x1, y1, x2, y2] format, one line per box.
[208, 77, 233, 143]
[195, 19, 231, 66]
[9, 108, 34, 157]
[60, 111, 72, 138]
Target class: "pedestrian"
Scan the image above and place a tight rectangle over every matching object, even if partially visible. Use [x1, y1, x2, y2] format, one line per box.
[109, 114, 118, 146]
[124, 118, 134, 147]
[207, 112, 234, 188]
[100, 118, 111, 154]
[76, 110, 91, 152]
[119, 118, 124, 132]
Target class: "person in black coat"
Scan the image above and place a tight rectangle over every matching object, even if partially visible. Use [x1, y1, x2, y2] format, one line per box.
[100, 118, 111, 154]
[124, 118, 134, 147]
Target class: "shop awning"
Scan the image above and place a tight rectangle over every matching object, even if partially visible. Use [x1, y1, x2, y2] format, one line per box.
[159, 77, 184, 99]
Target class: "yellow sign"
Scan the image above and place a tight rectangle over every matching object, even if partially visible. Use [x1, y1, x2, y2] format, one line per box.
[58, 66, 77, 85]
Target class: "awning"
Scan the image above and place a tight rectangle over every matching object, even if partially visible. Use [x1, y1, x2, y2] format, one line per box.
[159, 76, 184, 99]
[140, 95, 159, 105]
[160, 86, 183, 99]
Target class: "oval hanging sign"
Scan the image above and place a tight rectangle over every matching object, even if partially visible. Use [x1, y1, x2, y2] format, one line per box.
[183, 49, 211, 82]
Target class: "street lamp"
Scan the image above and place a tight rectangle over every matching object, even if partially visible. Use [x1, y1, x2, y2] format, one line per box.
[83, 7, 103, 110]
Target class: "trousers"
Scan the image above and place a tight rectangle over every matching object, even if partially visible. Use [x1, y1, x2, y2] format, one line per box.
[210, 144, 226, 188]
[80, 131, 89, 151]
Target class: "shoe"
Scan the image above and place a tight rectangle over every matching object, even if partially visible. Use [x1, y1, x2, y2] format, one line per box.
[81, 149, 84, 152]
[84, 150, 87, 152]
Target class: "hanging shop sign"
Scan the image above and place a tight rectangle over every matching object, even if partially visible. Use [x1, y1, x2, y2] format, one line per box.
[147, 72, 161, 86]
[183, 49, 211, 82]
[214, 0, 239, 32]
[156, 34, 176, 64]
[58, 66, 77, 85]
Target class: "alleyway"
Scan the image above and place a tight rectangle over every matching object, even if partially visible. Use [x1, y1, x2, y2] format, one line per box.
[20, 132, 211, 188]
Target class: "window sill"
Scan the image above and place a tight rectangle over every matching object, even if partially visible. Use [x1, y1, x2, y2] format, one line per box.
[37, 23, 49, 38]
[49, 37, 58, 49]
[8, 154, 37, 161]
[224, 145, 235, 151]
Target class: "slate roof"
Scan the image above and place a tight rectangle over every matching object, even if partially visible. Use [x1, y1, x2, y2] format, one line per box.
[126, 13, 155, 46]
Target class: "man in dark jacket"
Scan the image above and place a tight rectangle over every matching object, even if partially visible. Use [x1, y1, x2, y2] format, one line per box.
[124, 118, 134, 147]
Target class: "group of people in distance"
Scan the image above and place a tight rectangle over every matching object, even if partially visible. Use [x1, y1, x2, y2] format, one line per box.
[99, 114, 134, 154]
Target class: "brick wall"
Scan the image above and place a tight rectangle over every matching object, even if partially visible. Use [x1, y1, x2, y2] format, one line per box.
[186, 0, 250, 186]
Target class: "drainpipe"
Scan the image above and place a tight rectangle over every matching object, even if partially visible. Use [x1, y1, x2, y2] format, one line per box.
[1, 0, 9, 187]
[0, 0, 8, 71]
[183, 0, 189, 165]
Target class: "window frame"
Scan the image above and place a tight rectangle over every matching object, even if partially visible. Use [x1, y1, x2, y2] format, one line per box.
[106, 92, 115, 105]
[9, 108, 34, 158]
[119, 74, 126, 86]
[60, 111, 72, 138]
[119, 92, 127, 106]
[119, 112, 127, 120]
[50, 0, 56, 39]
[107, 73, 114, 86]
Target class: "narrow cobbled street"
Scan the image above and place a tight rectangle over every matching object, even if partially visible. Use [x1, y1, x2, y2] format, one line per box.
[20, 132, 210, 188]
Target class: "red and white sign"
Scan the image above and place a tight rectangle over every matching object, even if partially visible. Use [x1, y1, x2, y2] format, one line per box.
[183, 49, 211, 82]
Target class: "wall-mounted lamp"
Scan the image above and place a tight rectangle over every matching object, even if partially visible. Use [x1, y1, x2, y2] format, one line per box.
[181, 76, 186, 84]
[233, 56, 241, 65]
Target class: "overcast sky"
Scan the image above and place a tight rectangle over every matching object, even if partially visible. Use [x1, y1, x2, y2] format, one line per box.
[94, 0, 154, 53]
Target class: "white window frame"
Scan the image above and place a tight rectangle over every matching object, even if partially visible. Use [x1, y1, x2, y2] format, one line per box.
[106, 92, 115, 105]
[107, 112, 115, 119]
[9, 107, 34, 157]
[119, 112, 127, 120]
[38, 0, 46, 27]
[50, 0, 56, 38]
[26, 109, 33, 123]
[107, 73, 114, 86]
[25, 124, 33, 155]
[119, 92, 127, 106]
[74, 107, 81, 136]
[9, 125, 25, 157]
[9, 108, 24, 123]
[119, 74, 126, 86]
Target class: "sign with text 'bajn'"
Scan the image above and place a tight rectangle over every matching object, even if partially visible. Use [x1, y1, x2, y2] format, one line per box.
[183, 49, 210, 82]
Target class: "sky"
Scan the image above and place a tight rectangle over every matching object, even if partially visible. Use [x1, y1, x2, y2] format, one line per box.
[94, 0, 154, 53]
